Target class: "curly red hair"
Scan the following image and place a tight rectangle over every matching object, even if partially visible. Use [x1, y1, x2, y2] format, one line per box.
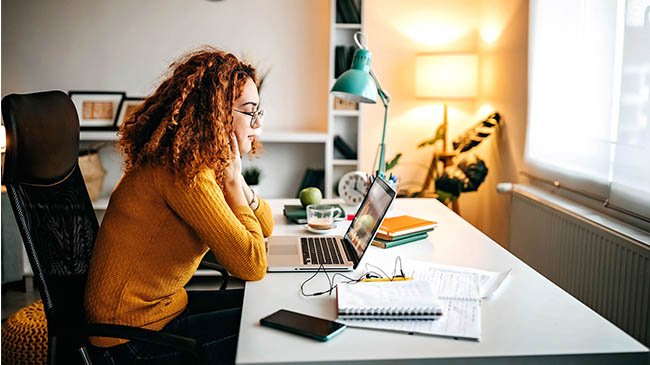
[118, 47, 261, 188]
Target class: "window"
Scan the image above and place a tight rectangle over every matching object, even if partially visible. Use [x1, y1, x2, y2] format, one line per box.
[526, 0, 650, 222]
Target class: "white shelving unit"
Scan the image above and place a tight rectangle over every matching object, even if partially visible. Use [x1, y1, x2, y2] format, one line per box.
[79, 129, 329, 208]
[325, 0, 365, 199]
[81, 130, 328, 144]
[80, 130, 119, 141]
[80, 0, 368, 202]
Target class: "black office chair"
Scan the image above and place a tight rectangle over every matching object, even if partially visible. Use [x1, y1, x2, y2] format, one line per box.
[1, 90, 228, 364]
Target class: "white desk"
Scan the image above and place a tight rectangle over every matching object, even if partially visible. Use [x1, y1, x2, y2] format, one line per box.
[236, 198, 648, 364]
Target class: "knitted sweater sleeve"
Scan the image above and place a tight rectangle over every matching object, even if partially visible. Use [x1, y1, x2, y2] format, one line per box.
[159, 169, 266, 281]
[252, 197, 274, 237]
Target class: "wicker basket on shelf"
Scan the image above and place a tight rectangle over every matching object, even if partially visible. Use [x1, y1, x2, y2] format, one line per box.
[78, 151, 106, 201]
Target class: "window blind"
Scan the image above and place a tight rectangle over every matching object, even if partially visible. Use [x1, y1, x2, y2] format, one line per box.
[526, 0, 650, 221]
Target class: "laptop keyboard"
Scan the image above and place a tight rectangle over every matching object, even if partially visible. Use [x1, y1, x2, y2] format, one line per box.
[301, 237, 346, 265]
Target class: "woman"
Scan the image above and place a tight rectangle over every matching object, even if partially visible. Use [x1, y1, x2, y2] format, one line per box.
[84, 47, 273, 364]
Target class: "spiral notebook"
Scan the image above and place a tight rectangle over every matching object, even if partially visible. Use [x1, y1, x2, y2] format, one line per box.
[336, 280, 443, 319]
[339, 271, 482, 340]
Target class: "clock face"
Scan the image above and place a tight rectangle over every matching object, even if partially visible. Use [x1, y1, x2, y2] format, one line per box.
[338, 171, 369, 205]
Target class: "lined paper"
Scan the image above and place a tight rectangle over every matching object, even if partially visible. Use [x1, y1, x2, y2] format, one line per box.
[340, 271, 482, 340]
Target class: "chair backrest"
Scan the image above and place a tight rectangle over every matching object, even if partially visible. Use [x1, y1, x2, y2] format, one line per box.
[2, 91, 99, 365]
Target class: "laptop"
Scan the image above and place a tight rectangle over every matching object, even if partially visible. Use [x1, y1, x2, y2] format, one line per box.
[267, 176, 396, 272]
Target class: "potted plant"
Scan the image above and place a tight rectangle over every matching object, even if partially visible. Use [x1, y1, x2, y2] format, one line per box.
[390, 112, 502, 209]
[420, 112, 502, 206]
[243, 167, 262, 194]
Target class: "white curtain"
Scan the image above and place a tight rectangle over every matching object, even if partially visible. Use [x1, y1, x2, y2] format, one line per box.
[609, 0, 650, 218]
[526, 0, 650, 220]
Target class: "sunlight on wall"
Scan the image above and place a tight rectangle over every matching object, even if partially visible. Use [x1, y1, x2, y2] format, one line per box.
[403, 105, 445, 125]
[401, 22, 471, 47]
[480, 25, 502, 44]
[478, 0, 522, 47]
[477, 104, 496, 119]
[402, 104, 477, 132]
[370, 0, 479, 51]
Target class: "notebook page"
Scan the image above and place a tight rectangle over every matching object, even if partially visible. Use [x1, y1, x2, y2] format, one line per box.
[398, 258, 510, 298]
[341, 299, 481, 340]
[340, 271, 481, 340]
[429, 270, 480, 300]
[337, 281, 442, 319]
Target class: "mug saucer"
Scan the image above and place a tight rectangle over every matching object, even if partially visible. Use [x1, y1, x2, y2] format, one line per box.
[304, 224, 337, 234]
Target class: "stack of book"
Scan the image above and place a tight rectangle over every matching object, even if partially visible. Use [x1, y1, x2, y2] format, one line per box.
[284, 204, 345, 224]
[336, 0, 361, 24]
[333, 135, 356, 159]
[334, 45, 356, 78]
[372, 215, 437, 248]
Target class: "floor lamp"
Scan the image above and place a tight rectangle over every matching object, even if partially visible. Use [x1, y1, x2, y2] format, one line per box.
[415, 53, 478, 195]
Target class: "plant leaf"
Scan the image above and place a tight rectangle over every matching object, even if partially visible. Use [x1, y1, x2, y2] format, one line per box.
[417, 123, 446, 149]
[385, 153, 402, 172]
[452, 112, 502, 153]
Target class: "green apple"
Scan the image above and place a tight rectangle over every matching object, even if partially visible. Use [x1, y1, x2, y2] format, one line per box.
[299, 187, 322, 207]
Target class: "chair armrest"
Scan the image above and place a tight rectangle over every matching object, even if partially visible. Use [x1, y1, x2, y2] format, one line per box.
[199, 260, 229, 290]
[85, 323, 200, 361]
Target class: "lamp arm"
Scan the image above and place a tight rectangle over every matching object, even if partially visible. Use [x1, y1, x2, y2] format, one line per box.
[369, 69, 390, 179]
[369, 69, 390, 107]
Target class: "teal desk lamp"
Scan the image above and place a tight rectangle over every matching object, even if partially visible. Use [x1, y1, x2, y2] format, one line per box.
[330, 32, 391, 179]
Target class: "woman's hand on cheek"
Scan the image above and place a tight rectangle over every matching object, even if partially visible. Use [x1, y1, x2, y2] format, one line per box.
[224, 133, 242, 187]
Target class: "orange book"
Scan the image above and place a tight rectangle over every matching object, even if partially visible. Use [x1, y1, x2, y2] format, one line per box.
[376, 215, 438, 238]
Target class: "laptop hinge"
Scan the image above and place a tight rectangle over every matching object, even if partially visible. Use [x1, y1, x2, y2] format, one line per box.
[342, 237, 359, 266]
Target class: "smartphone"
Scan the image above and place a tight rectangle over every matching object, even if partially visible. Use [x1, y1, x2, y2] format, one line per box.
[260, 309, 346, 341]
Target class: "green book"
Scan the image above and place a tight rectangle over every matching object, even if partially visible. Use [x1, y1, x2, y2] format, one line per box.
[372, 232, 429, 249]
[283, 204, 346, 224]
[374, 228, 434, 241]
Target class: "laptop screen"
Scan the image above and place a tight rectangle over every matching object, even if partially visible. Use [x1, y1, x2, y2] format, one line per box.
[344, 176, 396, 263]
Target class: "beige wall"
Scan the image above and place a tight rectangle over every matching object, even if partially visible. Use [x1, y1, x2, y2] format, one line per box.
[1, 0, 331, 199]
[1, 0, 330, 133]
[2, 0, 530, 245]
[364, 0, 529, 248]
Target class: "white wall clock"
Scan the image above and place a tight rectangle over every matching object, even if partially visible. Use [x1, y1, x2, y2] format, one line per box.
[338, 171, 369, 205]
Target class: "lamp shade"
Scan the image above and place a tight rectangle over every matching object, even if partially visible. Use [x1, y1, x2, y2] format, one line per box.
[415, 54, 478, 98]
[331, 49, 378, 104]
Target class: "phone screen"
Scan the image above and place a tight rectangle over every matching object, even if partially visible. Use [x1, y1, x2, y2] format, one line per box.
[260, 309, 346, 341]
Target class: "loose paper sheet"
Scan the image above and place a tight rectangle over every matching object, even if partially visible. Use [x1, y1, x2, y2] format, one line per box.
[342, 257, 512, 340]
[340, 271, 482, 340]
[397, 259, 511, 298]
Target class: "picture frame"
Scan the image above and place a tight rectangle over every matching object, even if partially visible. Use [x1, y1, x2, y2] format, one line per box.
[114, 97, 145, 128]
[68, 91, 125, 130]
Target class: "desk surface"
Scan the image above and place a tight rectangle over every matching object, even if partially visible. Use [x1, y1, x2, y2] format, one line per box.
[236, 198, 648, 364]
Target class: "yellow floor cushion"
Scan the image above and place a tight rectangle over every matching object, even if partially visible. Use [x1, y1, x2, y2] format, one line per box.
[1, 300, 48, 365]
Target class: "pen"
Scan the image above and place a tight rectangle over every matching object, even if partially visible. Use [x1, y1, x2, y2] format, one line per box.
[360, 277, 414, 282]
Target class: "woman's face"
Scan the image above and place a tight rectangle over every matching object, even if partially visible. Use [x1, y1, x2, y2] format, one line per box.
[232, 78, 262, 155]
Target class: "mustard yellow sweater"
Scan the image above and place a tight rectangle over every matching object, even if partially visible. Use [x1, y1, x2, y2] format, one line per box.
[83, 166, 273, 347]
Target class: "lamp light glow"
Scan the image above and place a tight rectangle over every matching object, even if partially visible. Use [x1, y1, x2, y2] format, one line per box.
[415, 53, 478, 196]
[415, 54, 478, 99]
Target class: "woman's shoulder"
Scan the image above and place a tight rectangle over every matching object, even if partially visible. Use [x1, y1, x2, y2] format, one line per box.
[142, 166, 219, 192]
[123, 165, 171, 183]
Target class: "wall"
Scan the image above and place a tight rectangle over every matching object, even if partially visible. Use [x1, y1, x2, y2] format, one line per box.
[1, 0, 329, 132]
[2, 0, 531, 246]
[1, 0, 330, 198]
[364, 0, 529, 248]
[469, 0, 530, 248]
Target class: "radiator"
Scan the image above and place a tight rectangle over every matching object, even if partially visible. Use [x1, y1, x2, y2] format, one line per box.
[508, 185, 650, 347]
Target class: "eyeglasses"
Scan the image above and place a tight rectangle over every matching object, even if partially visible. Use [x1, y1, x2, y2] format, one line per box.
[234, 109, 264, 128]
